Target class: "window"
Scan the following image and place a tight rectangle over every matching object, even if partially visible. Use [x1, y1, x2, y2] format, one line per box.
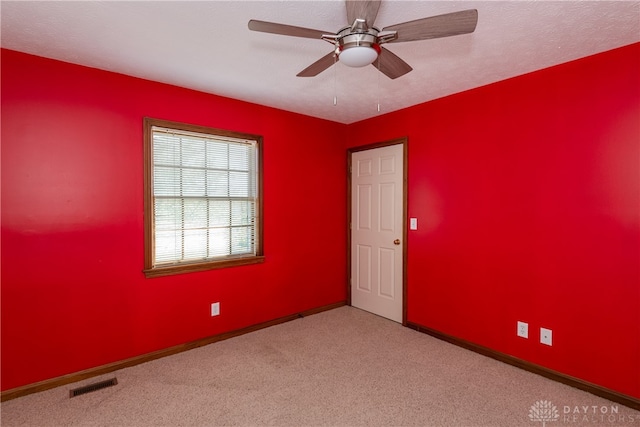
[143, 118, 263, 278]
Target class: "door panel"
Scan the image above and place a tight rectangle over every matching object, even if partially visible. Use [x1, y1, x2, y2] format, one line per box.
[379, 182, 395, 231]
[356, 245, 372, 292]
[351, 143, 404, 323]
[378, 247, 395, 299]
[357, 184, 372, 230]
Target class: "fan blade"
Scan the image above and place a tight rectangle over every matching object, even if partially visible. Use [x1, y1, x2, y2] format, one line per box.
[382, 9, 478, 43]
[297, 52, 336, 77]
[346, 0, 381, 27]
[248, 20, 331, 39]
[372, 47, 412, 79]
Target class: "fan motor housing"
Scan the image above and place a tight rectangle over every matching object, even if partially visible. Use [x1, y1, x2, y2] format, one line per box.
[337, 27, 381, 52]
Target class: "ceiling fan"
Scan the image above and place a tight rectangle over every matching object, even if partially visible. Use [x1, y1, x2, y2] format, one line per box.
[248, 0, 478, 79]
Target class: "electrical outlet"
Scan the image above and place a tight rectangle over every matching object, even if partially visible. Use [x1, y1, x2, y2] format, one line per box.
[517, 321, 528, 338]
[540, 327, 552, 346]
[211, 302, 220, 317]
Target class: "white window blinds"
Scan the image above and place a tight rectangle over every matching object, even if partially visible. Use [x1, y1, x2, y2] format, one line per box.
[151, 126, 259, 266]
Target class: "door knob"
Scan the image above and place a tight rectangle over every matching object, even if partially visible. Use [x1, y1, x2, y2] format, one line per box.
[394, 239, 401, 245]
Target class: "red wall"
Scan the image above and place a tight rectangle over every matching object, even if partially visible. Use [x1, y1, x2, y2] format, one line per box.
[1, 49, 347, 391]
[3, 43, 639, 400]
[346, 43, 640, 399]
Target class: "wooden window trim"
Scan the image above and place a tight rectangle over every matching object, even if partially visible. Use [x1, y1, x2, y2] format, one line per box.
[143, 117, 264, 278]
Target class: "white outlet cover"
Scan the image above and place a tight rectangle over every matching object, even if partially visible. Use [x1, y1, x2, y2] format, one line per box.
[410, 218, 418, 230]
[211, 302, 220, 317]
[540, 327, 552, 346]
[517, 321, 528, 338]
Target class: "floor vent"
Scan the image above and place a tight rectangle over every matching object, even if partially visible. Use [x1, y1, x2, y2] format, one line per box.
[69, 378, 118, 398]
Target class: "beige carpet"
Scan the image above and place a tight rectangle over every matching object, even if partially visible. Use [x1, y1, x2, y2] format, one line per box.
[2, 306, 638, 426]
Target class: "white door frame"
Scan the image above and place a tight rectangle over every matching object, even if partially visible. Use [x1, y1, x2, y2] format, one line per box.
[347, 138, 408, 325]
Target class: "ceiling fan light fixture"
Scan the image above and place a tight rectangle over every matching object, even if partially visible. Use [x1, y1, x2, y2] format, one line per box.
[337, 30, 380, 68]
[339, 45, 379, 67]
[249, 5, 479, 79]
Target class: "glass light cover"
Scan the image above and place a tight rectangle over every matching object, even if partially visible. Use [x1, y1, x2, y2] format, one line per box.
[339, 46, 378, 67]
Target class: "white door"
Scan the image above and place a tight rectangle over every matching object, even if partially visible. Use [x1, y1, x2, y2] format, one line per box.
[351, 143, 404, 323]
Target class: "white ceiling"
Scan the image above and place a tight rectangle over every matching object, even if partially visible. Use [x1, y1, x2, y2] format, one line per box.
[2, 1, 639, 124]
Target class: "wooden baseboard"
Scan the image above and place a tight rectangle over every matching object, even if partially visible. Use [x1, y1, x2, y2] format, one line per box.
[1, 301, 346, 402]
[406, 321, 640, 411]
